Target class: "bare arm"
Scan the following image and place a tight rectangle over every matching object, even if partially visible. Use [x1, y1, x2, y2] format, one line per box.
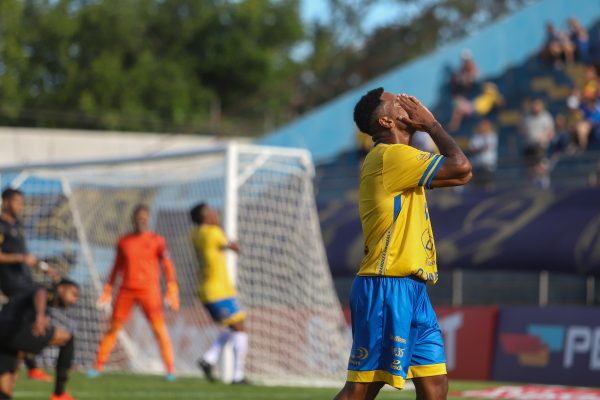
[398, 95, 472, 188]
[0, 252, 26, 264]
[224, 241, 240, 253]
[32, 288, 49, 337]
[426, 122, 472, 187]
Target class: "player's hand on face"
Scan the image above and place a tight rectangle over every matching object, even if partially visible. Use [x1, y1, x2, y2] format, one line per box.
[396, 94, 437, 132]
[23, 254, 37, 268]
[32, 314, 49, 337]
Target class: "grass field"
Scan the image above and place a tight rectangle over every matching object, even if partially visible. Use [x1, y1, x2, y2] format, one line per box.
[13, 372, 503, 400]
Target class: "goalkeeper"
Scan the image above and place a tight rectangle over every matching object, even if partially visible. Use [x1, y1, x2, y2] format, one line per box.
[88, 205, 180, 381]
[189, 203, 248, 384]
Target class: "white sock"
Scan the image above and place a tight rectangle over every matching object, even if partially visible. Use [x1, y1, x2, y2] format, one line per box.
[203, 329, 232, 365]
[231, 331, 248, 381]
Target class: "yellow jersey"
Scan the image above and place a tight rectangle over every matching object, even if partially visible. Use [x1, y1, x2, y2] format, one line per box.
[358, 143, 445, 282]
[190, 224, 237, 302]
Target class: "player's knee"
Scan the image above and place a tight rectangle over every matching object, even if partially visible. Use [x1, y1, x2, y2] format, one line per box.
[108, 320, 124, 334]
[229, 320, 245, 332]
[51, 329, 72, 347]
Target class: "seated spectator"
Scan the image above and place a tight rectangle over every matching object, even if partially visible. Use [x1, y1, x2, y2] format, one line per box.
[568, 17, 590, 62]
[582, 65, 599, 99]
[550, 113, 574, 155]
[577, 89, 600, 150]
[541, 22, 575, 68]
[521, 99, 555, 188]
[468, 119, 498, 190]
[451, 49, 479, 96]
[521, 99, 555, 162]
[449, 82, 504, 132]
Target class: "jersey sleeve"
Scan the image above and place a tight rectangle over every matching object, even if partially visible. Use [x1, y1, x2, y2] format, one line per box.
[107, 240, 124, 286]
[382, 144, 445, 193]
[157, 236, 177, 283]
[209, 226, 229, 249]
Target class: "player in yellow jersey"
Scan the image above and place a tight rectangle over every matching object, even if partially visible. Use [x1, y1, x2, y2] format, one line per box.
[334, 89, 471, 400]
[189, 203, 248, 384]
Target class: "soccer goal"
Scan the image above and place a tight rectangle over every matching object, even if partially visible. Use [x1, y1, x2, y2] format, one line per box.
[0, 143, 350, 385]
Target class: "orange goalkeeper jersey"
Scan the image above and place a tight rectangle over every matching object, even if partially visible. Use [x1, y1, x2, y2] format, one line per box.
[107, 231, 176, 291]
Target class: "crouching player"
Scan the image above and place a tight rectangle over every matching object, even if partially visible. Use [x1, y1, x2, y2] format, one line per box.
[0, 279, 80, 400]
[189, 203, 248, 384]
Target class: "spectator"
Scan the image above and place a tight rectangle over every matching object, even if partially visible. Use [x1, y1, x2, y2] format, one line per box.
[577, 89, 600, 150]
[581, 65, 599, 99]
[551, 113, 574, 155]
[451, 49, 479, 96]
[521, 99, 555, 157]
[449, 82, 504, 132]
[468, 119, 498, 190]
[568, 18, 590, 62]
[541, 22, 575, 68]
[521, 99, 555, 188]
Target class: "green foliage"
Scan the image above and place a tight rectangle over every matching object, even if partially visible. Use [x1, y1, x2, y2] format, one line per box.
[0, 0, 303, 134]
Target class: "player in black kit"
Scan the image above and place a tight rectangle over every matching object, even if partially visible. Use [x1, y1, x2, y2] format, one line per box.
[0, 279, 80, 400]
[0, 188, 61, 383]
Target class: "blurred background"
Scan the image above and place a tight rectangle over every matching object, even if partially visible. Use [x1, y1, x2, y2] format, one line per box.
[2, 0, 600, 391]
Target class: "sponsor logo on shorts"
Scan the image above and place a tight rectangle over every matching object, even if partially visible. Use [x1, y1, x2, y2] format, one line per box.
[220, 307, 231, 317]
[349, 347, 369, 366]
[392, 347, 405, 358]
[390, 359, 403, 371]
[390, 335, 406, 344]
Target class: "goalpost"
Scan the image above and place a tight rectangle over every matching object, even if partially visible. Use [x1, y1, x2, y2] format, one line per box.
[0, 143, 350, 385]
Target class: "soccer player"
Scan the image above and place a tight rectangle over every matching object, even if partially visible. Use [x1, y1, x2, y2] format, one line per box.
[333, 89, 471, 400]
[0, 188, 60, 382]
[88, 205, 180, 381]
[0, 279, 80, 400]
[189, 203, 248, 384]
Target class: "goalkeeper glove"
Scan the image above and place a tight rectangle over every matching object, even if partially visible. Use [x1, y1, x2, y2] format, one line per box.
[97, 284, 112, 309]
[165, 282, 180, 312]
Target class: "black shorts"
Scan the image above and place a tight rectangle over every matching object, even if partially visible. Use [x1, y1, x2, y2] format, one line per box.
[0, 310, 56, 357]
[0, 348, 17, 374]
[10, 320, 55, 355]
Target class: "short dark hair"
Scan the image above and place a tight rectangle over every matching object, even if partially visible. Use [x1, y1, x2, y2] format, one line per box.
[354, 87, 384, 135]
[57, 278, 80, 290]
[132, 204, 149, 217]
[190, 203, 207, 225]
[1, 188, 23, 202]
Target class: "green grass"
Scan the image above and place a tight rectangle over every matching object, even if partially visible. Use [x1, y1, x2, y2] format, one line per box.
[13, 372, 502, 400]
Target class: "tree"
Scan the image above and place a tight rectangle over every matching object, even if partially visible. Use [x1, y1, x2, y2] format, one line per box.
[0, 0, 304, 134]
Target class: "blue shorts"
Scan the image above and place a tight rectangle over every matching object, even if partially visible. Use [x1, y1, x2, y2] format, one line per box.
[203, 297, 245, 326]
[347, 276, 446, 389]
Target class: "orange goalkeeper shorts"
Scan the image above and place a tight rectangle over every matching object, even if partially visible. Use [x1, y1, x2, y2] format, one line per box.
[112, 288, 163, 322]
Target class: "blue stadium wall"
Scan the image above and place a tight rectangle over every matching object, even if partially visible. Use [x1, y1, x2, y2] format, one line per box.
[259, 0, 600, 163]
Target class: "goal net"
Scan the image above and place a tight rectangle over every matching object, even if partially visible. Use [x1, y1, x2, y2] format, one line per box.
[0, 143, 350, 385]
